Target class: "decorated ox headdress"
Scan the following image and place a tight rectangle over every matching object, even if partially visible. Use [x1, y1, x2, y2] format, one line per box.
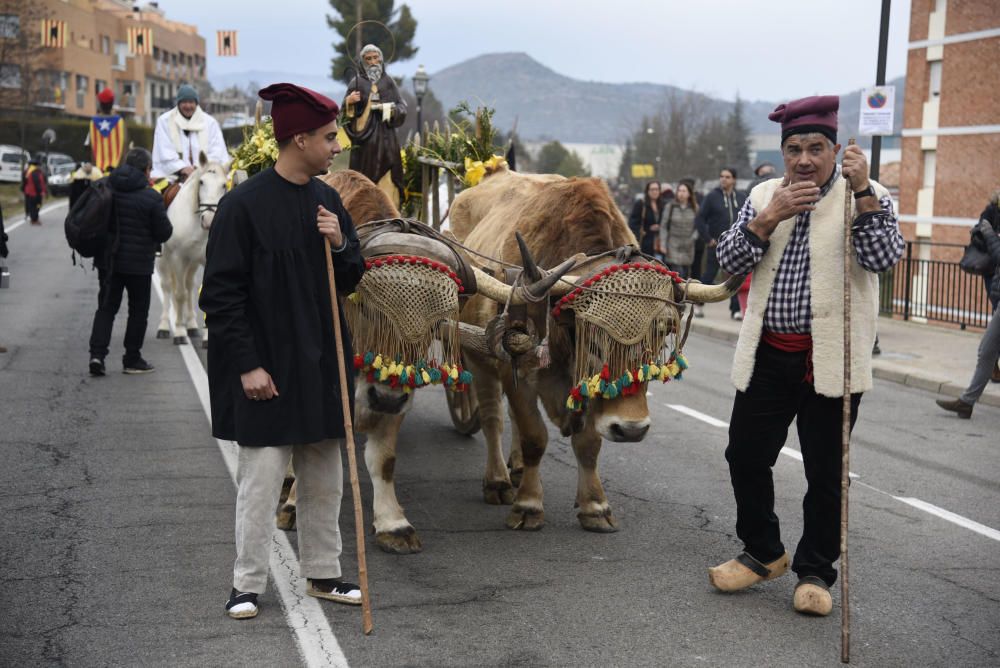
[551, 259, 690, 412]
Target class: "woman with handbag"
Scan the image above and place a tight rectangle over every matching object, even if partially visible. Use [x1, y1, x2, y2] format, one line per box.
[660, 181, 698, 278]
[628, 181, 660, 256]
[937, 217, 1000, 418]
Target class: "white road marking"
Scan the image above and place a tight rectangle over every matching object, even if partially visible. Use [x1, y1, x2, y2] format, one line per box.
[6, 200, 68, 233]
[662, 402, 1000, 539]
[152, 275, 350, 668]
[893, 497, 1000, 543]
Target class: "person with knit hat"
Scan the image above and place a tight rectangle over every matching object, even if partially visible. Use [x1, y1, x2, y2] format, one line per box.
[151, 83, 228, 180]
[708, 95, 904, 616]
[199, 82, 366, 620]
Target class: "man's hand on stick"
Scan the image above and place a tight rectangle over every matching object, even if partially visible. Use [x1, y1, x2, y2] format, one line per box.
[317, 205, 344, 248]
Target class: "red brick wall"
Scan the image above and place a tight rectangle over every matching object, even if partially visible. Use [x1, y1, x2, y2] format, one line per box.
[899, 137, 923, 217]
[939, 38, 1000, 127]
[945, 0, 1000, 36]
[909, 0, 933, 41]
[935, 134, 1000, 218]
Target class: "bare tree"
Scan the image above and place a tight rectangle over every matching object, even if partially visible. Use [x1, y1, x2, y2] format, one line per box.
[0, 0, 53, 159]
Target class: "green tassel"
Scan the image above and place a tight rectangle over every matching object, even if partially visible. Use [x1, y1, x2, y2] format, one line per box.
[363, 351, 374, 366]
[459, 370, 473, 385]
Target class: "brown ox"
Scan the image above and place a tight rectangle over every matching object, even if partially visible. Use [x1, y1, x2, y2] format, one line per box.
[452, 168, 740, 532]
[280, 170, 562, 552]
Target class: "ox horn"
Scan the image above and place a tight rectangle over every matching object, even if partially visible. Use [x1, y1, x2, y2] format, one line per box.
[470, 258, 576, 305]
[516, 232, 542, 282]
[683, 273, 746, 304]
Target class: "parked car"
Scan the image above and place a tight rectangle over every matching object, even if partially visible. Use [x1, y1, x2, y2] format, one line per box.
[0, 145, 30, 183]
[36, 152, 77, 195]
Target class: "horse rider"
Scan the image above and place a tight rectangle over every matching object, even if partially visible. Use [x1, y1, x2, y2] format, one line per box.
[151, 84, 228, 187]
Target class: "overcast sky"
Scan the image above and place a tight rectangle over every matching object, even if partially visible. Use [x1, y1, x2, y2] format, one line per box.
[157, 0, 913, 102]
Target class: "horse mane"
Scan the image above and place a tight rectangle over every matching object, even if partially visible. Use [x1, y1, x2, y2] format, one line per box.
[321, 170, 399, 226]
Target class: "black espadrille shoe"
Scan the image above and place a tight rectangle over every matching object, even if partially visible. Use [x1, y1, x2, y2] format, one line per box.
[225, 588, 259, 619]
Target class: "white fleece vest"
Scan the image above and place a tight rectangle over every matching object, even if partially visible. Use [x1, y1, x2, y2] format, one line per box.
[731, 176, 888, 397]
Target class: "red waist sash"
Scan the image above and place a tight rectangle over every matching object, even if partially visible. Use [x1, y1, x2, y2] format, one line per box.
[761, 331, 813, 384]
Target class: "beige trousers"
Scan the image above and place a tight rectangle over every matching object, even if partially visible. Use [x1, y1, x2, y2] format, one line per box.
[233, 439, 344, 593]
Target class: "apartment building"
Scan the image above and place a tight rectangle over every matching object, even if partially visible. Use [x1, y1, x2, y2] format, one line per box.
[900, 0, 1000, 248]
[0, 0, 206, 125]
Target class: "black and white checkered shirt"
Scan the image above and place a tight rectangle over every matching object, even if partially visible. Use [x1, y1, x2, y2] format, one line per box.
[716, 166, 904, 334]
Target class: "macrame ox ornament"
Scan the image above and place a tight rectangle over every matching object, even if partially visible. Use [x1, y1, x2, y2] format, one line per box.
[551, 262, 688, 411]
[346, 254, 472, 393]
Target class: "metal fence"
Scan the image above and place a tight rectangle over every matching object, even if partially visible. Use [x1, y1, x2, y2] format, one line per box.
[879, 240, 993, 330]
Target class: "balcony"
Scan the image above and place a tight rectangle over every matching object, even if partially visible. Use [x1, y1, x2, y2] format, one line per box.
[34, 87, 67, 109]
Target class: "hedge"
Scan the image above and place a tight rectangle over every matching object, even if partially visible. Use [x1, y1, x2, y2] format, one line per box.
[0, 114, 154, 163]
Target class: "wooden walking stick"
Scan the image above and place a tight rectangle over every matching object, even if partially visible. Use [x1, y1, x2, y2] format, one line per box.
[324, 236, 374, 635]
[840, 137, 856, 663]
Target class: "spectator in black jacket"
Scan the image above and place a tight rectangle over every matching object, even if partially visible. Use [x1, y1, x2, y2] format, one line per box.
[628, 181, 661, 256]
[694, 167, 746, 317]
[87, 148, 172, 376]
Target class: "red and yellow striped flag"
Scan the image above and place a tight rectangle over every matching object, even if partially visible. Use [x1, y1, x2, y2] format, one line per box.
[127, 26, 153, 56]
[40, 19, 67, 48]
[89, 115, 125, 173]
[217, 30, 238, 56]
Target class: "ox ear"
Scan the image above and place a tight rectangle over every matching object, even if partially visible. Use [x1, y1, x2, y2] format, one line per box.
[198, 151, 208, 168]
[515, 232, 542, 282]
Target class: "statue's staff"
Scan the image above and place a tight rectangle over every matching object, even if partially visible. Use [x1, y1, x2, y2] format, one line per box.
[840, 137, 856, 663]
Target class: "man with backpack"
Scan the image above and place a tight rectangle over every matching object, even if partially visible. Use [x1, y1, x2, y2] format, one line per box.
[87, 148, 172, 376]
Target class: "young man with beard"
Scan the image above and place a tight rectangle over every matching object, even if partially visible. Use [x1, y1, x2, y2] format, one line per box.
[199, 83, 366, 620]
[708, 96, 903, 616]
[151, 85, 228, 181]
[343, 44, 408, 207]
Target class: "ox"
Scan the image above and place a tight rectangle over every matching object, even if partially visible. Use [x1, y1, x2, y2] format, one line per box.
[277, 170, 563, 553]
[451, 168, 741, 532]
[155, 152, 228, 346]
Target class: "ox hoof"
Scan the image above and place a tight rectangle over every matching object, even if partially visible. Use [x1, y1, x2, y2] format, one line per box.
[173, 336, 188, 345]
[156, 329, 170, 339]
[187, 328, 202, 338]
[375, 526, 423, 554]
[578, 508, 619, 533]
[508, 467, 524, 489]
[505, 506, 545, 531]
[483, 479, 515, 505]
[276, 504, 296, 531]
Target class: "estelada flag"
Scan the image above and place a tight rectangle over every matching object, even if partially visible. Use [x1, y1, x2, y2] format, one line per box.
[127, 26, 153, 56]
[90, 115, 125, 172]
[217, 30, 238, 56]
[40, 19, 67, 48]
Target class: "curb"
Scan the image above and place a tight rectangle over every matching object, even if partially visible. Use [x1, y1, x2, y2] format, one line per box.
[690, 319, 1000, 409]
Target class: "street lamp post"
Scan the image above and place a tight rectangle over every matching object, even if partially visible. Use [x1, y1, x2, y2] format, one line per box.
[412, 64, 429, 137]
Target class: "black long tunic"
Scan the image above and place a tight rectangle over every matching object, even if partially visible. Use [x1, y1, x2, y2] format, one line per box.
[344, 73, 407, 198]
[199, 167, 365, 446]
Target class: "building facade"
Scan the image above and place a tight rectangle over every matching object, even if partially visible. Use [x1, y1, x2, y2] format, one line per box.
[0, 0, 206, 125]
[900, 0, 1000, 248]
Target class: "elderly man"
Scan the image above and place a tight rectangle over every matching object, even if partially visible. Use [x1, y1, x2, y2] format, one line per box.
[707, 96, 903, 616]
[152, 84, 228, 181]
[343, 44, 407, 206]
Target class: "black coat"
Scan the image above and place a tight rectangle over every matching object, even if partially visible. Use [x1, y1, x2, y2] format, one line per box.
[0, 203, 7, 258]
[628, 198, 660, 255]
[977, 219, 1000, 305]
[695, 187, 746, 242]
[199, 168, 366, 447]
[108, 164, 172, 275]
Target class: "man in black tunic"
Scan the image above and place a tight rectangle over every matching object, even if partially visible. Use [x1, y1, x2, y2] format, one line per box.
[343, 44, 407, 207]
[199, 82, 366, 620]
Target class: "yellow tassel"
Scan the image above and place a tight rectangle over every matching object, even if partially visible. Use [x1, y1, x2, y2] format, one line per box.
[667, 361, 680, 377]
[649, 363, 660, 377]
[637, 368, 645, 382]
[373, 354, 383, 370]
[421, 370, 431, 385]
[379, 367, 390, 382]
[450, 367, 459, 381]
[403, 386, 413, 394]
[566, 396, 575, 409]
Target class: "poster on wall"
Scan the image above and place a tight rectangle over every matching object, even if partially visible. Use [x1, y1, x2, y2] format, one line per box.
[859, 85, 895, 136]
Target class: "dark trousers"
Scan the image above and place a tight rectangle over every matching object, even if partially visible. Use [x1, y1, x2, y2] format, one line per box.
[699, 244, 720, 285]
[726, 341, 861, 586]
[88, 270, 152, 364]
[25, 196, 41, 222]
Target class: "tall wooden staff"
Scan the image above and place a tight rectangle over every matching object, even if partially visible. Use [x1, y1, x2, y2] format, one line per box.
[840, 137, 856, 663]
[324, 237, 374, 635]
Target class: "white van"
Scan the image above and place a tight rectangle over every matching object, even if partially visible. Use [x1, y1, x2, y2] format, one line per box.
[0, 145, 30, 183]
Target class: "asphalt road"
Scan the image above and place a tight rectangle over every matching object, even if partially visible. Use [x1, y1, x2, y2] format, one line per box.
[2, 203, 998, 667]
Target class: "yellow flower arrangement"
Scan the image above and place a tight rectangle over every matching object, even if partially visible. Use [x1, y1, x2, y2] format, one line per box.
[228, 118, 280, 184]
[463, 154, 508, 187]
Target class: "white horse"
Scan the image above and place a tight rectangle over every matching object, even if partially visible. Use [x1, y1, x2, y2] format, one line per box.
[155, 152, 228, 346]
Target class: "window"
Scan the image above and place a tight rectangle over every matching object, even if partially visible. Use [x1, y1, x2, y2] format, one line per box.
[101, 35, 110, 54]
[0, 14, 19, 39]
[928, 61, 942, 98]
[76, 74, 88, 108]
[922, 150, 936, 188]
[0, 63, 20, 89]
[95, 78, 107, 96]
[153, 46, 159, 59]
[114, 41, 127, 70]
